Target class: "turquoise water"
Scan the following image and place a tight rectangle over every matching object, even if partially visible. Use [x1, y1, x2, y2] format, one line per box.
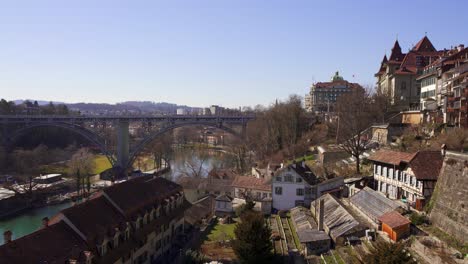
[0, 202, 72, 244]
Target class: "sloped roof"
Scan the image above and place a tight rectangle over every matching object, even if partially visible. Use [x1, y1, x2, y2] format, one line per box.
[275, 162, 317, 185]
[0, 221, 88, 263]
[368, 150, 442, 180]
[378, 211, 410, 228]
[185, 195, 215, 225]
[215, 194, 233, 202]
[232, 176, 271, 192]
[311, 194, 361, 241]
[389, 40, 405, 62]
[409, 151, 443, 180]
[368, 150, 416, 166]
[59, 196, 126, 243]
[350, 187, 400, 223]
[103, 176, 182, 217]
[412, 36, 436, 52]
[290, 206, 330, 243]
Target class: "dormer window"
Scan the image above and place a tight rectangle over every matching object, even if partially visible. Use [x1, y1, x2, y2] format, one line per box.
[156, 206, 161, 217]
[98, 241, 107, 256]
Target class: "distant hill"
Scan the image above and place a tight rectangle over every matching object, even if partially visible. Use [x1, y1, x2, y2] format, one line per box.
[12, 99, 199, 114]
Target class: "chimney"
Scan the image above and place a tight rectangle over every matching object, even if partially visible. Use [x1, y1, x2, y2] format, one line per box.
[280, 163, 284, 169]
[3, 230, 12, 244]
[318, 199, 325, 231]
[42, 217, 49, 228]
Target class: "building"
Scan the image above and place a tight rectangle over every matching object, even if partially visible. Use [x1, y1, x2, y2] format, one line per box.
[317, 145, 350, 165]
[272, 162, 344, 210]
[375, 36, 442, 110]
[310, 194, 365, 244]
[349, 187, 401, 224]
[0, 176, 189, 264]
[368, 149, 443, 210]
[33, 174, 62, 184]
[378, 211, 411, 242]
[185, 195, 215, 228]
[214, 194, 234, 216]
[231, 175, 272, 214]
[290, 206, 330, 256]
[370, 123, 408, 146]
[416, 45, 467, 126]
[177, 176, 233, 203]
[176, 108, 187, 115]
[305, 71, 361, 113]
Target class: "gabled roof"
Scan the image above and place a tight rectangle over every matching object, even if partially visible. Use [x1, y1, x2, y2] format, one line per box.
[311, 194, 361, 241]
[215, 194, 233, 202]
[103, 176, 182, 217]
[0, 221, 88, 263]
[368, 150, 416, 166]
[378, 211, 410, 228]
[276, 162, 317, 185]
[412, 36, 436, 52]
[389, 40, 405, 62]
[232, 176, 271, 192]
[350, 187, 401, 223]
[58, 196, 126, 243]
[409, 151, 443, 180]
[369, 150, 442, 180]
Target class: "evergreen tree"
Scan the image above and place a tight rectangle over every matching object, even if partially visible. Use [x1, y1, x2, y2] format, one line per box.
[233, 211, 273, 264]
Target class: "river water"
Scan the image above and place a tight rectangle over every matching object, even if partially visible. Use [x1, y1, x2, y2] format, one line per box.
[0, 148, 227, 244]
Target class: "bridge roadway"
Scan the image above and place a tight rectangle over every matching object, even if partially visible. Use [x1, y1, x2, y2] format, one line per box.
[0, 114, 254, 176]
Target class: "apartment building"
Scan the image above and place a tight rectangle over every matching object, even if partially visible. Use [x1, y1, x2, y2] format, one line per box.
[368, 149, 442, 210]
[0, 176, 189, 264]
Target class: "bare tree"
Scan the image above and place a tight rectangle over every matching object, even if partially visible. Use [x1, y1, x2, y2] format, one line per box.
[336, 88, 376, 174]
[181, 149, 209, 178]
[68, 148, 95, 195]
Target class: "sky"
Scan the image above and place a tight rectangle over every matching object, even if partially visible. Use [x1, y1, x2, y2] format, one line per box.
[0, 0, 466, 108]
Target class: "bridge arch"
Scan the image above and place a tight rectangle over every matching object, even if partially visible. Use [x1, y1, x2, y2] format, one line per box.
[127, 122, 245, 168]
[8, 122, 116, 166]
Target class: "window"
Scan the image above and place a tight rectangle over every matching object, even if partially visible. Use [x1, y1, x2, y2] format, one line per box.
[296, 188, 304, 196]
[284, 174, 293, 182]
[275, 176, 282, 182]
[296, 177, 303, 183]
[295, 200, 305, 206]
[275, 187, 283, 195]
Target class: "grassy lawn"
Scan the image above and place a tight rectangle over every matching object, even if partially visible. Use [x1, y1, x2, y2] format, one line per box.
[92, 155, 112, 174]
[200, 220, 238, 262]
[206, 221, 236, 242]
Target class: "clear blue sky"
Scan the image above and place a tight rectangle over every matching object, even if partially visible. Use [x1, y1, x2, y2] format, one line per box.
[0, 0, 466, 108]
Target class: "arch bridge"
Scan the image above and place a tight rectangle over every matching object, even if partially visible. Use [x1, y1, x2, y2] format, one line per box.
[0, 115, 254, 172]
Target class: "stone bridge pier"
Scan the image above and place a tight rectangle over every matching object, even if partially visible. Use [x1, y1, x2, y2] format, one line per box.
[116, 120, 130, 170]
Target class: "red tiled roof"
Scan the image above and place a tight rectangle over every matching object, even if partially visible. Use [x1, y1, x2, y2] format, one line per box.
[368, 150, 416, 166]
[389, 40, 406, 62]
[368, 150, 442, 180]
[0, 221, 88, 263]
[409, 151, 443, 180]
[378, 211, 410, 229]
[57, 196, 126, 243]
[231, 176, 271, 192]
[103, 177, 182, 217]
[412, 36, 436, 52]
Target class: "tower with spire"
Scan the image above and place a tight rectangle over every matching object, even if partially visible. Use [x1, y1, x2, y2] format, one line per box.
[375, 36, 442, 110]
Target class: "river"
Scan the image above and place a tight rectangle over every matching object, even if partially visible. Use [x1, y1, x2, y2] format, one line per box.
[0, 148, 227, 244]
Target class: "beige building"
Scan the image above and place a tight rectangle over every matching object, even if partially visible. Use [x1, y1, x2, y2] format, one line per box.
[375, 36, 442, 110]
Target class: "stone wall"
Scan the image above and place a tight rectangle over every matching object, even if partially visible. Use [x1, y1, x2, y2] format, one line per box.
[429, 151, 468, 244]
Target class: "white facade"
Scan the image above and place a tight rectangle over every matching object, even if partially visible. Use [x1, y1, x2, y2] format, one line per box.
[272, 166, 313, 210]
[373, 164, 424, 203]
[272, 164, 344, 211]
